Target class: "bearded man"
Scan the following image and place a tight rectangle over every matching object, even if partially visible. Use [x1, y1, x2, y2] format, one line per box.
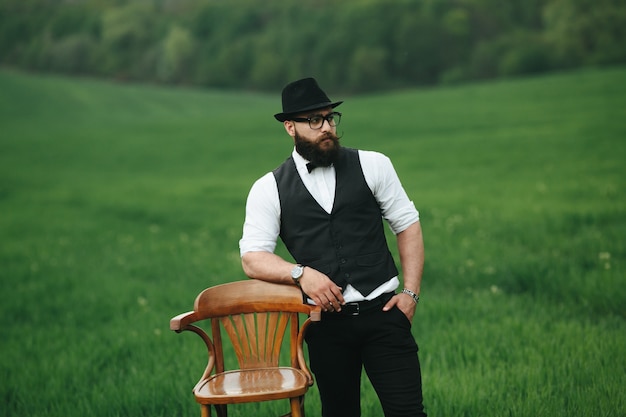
[239, 77, 427, 417]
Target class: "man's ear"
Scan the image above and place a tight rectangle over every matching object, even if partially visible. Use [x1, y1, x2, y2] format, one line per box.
[284, 120, 296, 138]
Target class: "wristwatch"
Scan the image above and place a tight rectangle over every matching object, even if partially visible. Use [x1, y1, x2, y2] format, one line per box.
[291, 264, 304, 286]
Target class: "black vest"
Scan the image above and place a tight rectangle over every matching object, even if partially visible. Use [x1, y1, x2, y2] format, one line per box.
[273, 148, 399, 295]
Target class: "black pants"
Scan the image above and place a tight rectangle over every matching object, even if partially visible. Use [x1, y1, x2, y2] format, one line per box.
[305, 302, 427, 417]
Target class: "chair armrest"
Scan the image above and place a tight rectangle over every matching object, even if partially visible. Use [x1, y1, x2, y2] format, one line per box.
[309, 305, 322, 322]
[170, 311, 198, 333]
[171, 320, 217, 387]
[170, 311, 195, 332]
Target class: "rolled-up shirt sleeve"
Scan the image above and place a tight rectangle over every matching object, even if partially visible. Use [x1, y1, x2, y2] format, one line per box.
[239, 172, 281, 256]
[360, 150, 419, 235]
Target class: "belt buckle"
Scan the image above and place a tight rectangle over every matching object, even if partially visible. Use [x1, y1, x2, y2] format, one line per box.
[347, 302, 360, 316]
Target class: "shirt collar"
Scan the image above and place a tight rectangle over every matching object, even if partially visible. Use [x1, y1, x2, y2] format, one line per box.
[292, 149, 309, 170]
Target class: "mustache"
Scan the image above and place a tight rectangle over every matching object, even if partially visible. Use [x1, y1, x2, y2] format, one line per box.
[319, 131, 343, 142]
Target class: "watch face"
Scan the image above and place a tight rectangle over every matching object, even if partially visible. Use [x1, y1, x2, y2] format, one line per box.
[291, 265, 303, 279]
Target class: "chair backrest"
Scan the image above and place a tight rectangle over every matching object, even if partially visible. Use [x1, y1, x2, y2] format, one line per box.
[170, 280, 321, 376]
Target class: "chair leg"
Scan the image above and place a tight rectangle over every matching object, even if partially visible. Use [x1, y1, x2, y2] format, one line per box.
[300, 395, 306, 417]
[200, 404, 211, 417]
[215, 404, 227, 417]
[289, 397, 303, 417]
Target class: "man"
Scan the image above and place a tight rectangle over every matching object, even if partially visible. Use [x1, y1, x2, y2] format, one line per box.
[239, 77, 427, 417]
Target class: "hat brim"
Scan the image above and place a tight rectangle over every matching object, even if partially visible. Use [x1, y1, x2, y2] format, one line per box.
[274, 101, 343, 122]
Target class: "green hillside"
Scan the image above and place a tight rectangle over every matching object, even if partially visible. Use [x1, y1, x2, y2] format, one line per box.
[0, 68, 624, 416]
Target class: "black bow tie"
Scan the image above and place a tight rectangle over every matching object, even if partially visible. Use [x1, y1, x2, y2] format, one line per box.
[306, 162, 318, 173]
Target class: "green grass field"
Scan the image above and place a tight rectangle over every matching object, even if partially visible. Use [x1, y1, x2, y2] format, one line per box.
[1, 67, 624, 417]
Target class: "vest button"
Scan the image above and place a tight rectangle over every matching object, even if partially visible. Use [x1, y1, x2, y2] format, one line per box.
[340, 258, 347, 264]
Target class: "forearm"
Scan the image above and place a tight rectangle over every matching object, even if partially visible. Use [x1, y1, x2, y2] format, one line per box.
[241, 250, 346, 309]
[397, 221, 424, 295]
[241, 251, 295, 285]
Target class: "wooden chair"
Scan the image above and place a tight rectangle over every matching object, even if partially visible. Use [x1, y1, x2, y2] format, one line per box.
[170, 279, 322, 417]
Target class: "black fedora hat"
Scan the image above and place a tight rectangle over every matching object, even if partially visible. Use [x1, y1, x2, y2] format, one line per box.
[274, 77, 343, 122]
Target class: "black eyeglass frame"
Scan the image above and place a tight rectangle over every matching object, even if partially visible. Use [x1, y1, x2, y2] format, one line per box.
[290, 112, 342, 130]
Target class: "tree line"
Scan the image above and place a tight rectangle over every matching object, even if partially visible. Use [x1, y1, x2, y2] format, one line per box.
[1, 0, 625, 93]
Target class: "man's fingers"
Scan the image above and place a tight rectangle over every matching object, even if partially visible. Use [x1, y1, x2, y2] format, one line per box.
[301, 268, 344, 311]
[331, 286, 345, 305]
[382, 297, 397, 311]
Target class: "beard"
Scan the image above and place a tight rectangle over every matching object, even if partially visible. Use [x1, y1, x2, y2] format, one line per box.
[294, 131, 341, 167]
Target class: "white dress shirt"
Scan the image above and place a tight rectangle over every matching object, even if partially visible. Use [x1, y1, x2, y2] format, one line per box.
[240, 148, 419, 302]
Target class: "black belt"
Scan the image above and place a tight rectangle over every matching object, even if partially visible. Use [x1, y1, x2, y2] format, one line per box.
[323, 292, 394, 317]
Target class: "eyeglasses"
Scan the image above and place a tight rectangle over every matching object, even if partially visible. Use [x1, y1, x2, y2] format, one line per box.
[291, 112, 342, 130]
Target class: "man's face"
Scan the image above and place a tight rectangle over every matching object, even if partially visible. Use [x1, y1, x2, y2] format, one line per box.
[290, 107, 341, 166]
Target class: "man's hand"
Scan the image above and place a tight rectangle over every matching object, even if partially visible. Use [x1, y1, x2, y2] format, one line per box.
[241, 251, 345, 312]
[383, 292, 417, 322]
[300, 267, 345, 312]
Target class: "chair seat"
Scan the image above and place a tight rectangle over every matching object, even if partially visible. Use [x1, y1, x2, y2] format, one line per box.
[195, 367, 310, 404]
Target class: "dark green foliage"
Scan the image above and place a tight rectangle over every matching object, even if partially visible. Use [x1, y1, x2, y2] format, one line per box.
[1, 0, 626, 92]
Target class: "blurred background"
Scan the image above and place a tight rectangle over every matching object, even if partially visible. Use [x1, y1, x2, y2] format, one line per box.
[2, 0, 625, 93]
